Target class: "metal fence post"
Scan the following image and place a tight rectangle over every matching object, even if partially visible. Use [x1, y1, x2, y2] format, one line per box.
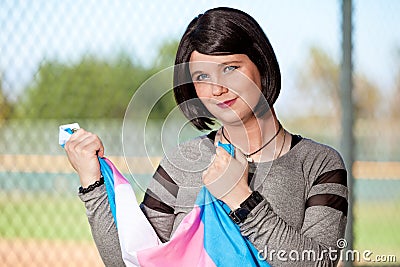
[340, 0, 354, 266]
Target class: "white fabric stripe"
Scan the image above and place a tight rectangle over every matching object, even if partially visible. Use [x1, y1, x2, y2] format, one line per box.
[115, 184, 161, 266]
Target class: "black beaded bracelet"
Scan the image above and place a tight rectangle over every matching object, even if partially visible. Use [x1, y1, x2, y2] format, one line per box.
[78, 175, 104, 194]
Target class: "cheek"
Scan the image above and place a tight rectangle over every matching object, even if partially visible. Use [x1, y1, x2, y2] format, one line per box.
[226, 74, 260, 99]
[193, 84, 202, 97]
[194, 83, 211, 100]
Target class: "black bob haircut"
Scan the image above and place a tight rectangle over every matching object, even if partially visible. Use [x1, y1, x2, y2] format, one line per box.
[173, 7, 281, 131]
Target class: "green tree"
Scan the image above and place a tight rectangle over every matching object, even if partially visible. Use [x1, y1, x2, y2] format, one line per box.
[125, 40, 179, 120]
[150, 40, 180, 118]
[297, 46, 381, 121]
[0, 76, 12, 124]
[13, 56, 157, 120]
[154, 40, 179, 69]
[12, 40, 181, 120]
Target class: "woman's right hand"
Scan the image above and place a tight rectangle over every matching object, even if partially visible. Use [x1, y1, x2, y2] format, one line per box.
[64, 129, 104, 188]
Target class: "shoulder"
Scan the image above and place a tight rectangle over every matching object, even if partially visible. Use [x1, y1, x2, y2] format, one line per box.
[298, 138, 344, 168]
[161, 133, 215, 165]
[296, 139, 349, 217]
[159, 133, 215, 184]
[294, 138, 346, 173]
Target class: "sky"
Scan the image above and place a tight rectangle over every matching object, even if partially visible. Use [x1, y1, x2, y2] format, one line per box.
[1, 0, 399, 116]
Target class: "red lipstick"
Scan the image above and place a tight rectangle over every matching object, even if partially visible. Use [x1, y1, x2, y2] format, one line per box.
[217, 98, 237, 108]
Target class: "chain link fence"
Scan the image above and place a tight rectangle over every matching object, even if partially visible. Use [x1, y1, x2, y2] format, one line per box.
[1, 1, 399, 266]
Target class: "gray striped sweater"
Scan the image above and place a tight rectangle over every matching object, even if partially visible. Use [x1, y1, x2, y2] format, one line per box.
[80, 132, 347, 266]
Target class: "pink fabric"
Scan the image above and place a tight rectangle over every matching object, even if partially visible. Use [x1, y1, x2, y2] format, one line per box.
[137, 206, 216, 267]
[104, 158, 129, 186]
[107, 158, 215, 266]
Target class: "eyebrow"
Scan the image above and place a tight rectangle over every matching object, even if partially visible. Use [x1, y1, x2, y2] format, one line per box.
[190, 60, 243, 79]
[217, 60, 242, 67]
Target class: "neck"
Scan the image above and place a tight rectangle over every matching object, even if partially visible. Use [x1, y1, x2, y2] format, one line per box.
[221, 109, 280, 156]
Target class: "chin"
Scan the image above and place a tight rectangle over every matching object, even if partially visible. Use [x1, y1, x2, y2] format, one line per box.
[211, 110, 250, 126]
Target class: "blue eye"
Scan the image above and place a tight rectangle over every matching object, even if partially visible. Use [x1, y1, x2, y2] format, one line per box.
[223, 65, 238, 73]
[196, 73, 210, 81]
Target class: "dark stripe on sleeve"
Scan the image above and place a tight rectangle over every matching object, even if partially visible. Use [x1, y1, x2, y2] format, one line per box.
[142, 189, 174, 214]
[153, 165, 179, 198]
[312, 169, 347, 187]
[305, 194, 348, 216]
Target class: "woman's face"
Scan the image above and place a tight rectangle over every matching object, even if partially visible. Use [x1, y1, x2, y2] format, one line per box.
[189, 51, 263, 125]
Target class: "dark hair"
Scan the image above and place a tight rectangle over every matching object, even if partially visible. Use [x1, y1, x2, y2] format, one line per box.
[173, 7, 281, 131]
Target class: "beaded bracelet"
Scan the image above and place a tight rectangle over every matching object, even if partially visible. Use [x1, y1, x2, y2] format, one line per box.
[78, 175, 104, 194]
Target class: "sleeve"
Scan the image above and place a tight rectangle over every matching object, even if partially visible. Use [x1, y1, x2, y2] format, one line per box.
[140, 164, 178, 242]
[78, 184, 126, 267]
[79, 163, 178, 264]
[239, 164, 348, 265]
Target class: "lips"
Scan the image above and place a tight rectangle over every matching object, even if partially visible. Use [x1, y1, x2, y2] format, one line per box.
[216, 98, 237, 108]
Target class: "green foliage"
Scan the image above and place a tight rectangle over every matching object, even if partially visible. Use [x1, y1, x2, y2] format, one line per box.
[297, 46, 381, 120]
[148, 40, 180, 119]
[12, 40, 180, 120]
[13, 56, 149, 119]
[0, 78, 12, 124]
[154, 40, 179, 69]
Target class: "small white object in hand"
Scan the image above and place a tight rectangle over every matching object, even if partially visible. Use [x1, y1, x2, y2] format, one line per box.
[59, 123, 80, 147]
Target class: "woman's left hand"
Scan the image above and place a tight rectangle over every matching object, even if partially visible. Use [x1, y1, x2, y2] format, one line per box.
[203, 146, 252, 210]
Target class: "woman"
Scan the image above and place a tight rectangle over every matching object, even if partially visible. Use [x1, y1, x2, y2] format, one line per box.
[65, 7, 348, 266]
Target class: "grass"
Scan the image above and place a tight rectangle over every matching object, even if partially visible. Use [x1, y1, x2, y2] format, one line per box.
[353, 200, 400, 260]
[0, 191, 145, 241]
[0, 192, 93, 241]
[1, 192, 399, 263]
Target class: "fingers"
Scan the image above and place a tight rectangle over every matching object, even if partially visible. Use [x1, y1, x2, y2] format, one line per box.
[214, 146, 247, 169]
[97, 144, 104, 158]
[215, 146, 231, 159]
[204, 147, 243, 186]
[63, 129, 103, 187]
[65, 129, 104, 157]
[213, 146, 231, 167]
[234, 148, 248, 165]
[203, 142, 251, 197]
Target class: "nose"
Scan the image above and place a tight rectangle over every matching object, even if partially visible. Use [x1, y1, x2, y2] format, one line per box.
[211, 82, 228, 96]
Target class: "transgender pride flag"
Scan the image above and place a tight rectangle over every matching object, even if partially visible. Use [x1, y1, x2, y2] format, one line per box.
[59, 124, 269, 267]
[100, 157, 270, 267]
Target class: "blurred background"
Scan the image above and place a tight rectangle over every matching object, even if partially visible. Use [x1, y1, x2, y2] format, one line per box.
[0, 0, 399, 266]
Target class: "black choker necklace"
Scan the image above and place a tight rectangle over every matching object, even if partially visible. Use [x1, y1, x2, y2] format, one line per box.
[221, 123, 282, 163]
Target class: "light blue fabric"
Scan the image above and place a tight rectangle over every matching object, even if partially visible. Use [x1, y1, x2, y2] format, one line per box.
[198, 188, 270, 266]
[60, 127, 117, 224]
[199, 142, 269, 266]
[98, 157, 118, 226]
[217, 141, 235, 157]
